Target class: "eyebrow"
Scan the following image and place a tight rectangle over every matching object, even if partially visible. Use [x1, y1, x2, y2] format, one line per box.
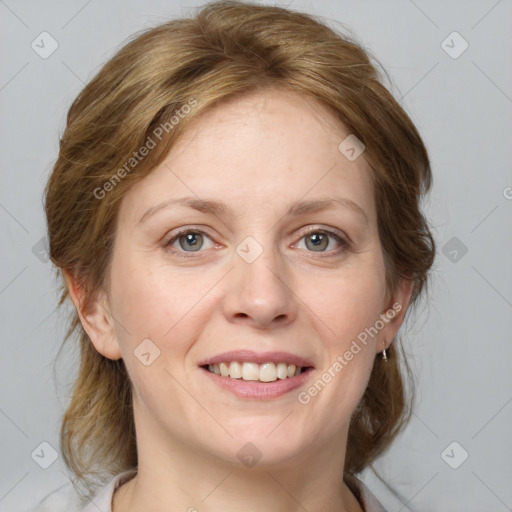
[137, 196, 368, 225]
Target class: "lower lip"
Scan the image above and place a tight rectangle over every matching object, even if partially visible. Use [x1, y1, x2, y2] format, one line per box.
[200, 367, 314, 399]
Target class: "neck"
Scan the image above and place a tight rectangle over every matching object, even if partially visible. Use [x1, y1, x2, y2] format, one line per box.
[112, 395, 363, 512]
[113, 433, 363, 512]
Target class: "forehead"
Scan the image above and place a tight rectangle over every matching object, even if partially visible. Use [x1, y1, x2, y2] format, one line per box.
[119, 88, 376, 226]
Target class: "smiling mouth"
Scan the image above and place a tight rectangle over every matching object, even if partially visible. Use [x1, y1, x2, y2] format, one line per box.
[201, 361, 313, 383]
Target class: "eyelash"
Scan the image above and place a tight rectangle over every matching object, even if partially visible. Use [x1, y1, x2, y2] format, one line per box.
[163, 226, 351, 259]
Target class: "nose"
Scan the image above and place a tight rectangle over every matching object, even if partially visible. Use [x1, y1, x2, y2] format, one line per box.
[222, 242, 297, 330]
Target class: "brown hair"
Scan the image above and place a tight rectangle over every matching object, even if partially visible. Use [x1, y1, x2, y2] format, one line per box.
[45, 0, 435, 497]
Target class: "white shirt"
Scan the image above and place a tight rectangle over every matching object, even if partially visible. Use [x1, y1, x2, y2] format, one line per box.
[31, 469, 387, 511]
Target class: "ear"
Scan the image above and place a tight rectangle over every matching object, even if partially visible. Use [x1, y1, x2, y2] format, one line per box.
[63, 270, 122, 360]
[376, 278, 413, 355]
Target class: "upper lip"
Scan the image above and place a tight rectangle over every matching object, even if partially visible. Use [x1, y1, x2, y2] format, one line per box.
[199, 350, 314, 368]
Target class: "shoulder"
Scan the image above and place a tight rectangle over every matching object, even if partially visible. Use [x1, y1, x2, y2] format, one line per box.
[29, 470, 137, 512]
[80, 470, 137, 512]
[26, 481, 82, 512]
[30, 471, 384, 511]
[345, 473, 388, 512]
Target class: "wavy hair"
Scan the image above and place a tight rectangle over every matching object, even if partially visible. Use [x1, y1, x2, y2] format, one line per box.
[45, 0, 436, 498]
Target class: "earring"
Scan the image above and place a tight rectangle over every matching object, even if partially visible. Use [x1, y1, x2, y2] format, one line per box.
[381, 340, 388, 361]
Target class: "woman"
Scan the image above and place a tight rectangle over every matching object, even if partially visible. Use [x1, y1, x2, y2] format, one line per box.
[39, 1, 435, 510]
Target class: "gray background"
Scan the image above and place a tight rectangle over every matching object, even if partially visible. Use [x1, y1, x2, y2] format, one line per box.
[1, 0, 511, 510]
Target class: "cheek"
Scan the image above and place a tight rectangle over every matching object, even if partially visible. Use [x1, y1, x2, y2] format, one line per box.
[110, 257, 211, 340]
[108, 260, 221, 391]
[298, 265, 385, 424]
[304, 265, 386, 350]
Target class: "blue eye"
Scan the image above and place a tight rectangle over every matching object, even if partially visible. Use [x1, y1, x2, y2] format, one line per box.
[164, 227, 350, 258]
[296, 230, 349, 254]
[165, 229, 215, 254]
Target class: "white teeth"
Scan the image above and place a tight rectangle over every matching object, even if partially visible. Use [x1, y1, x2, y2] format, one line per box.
[242, 362, 259, 381]
[276, 362, 288, 379]
[219, 362, 229, 377]
[229, 361, 242, 379]
[259, 362, 277, 382]
[207, 361, 306, 381]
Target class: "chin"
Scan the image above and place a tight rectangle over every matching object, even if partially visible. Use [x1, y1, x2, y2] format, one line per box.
[204, 427, 316, 469]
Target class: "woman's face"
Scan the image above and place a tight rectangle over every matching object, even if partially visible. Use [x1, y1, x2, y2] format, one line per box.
[82, 88, 410, 470]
